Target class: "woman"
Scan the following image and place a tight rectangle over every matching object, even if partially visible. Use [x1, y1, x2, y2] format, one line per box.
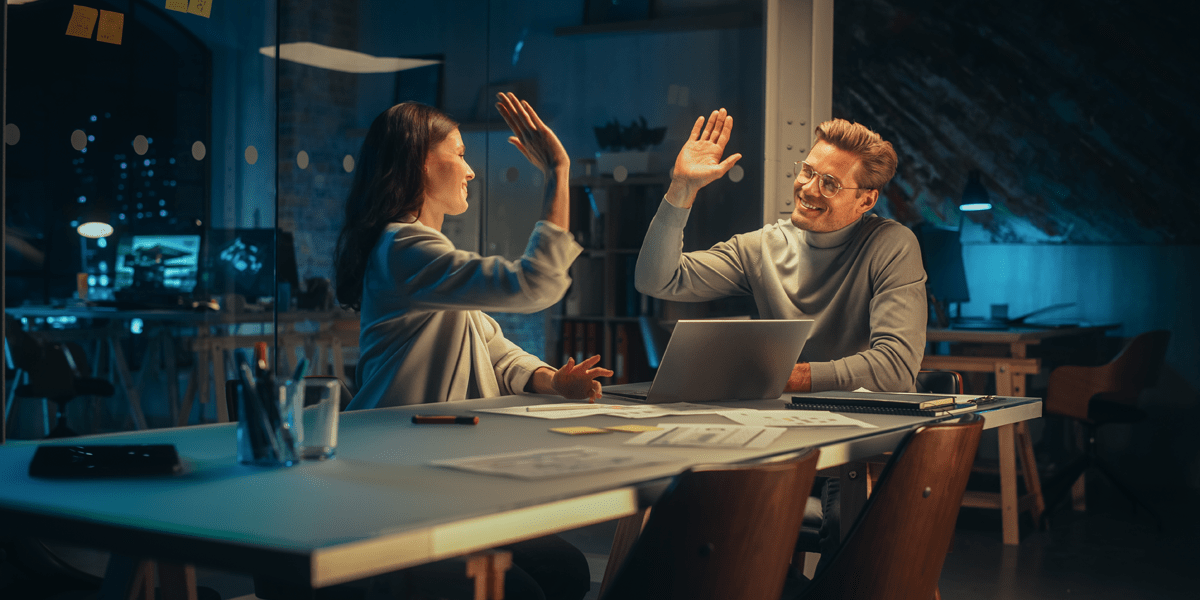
[337, 93, 611, 410]
[328, 95, 601, 600]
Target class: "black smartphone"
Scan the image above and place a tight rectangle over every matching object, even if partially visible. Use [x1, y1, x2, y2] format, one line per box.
[28, 444, 182, 478]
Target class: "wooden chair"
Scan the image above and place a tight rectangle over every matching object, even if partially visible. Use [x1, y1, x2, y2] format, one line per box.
[1042, 330, 1170, 523]
[798, 414, 983, 600]
[600, 449, 820, 600]
[794, 369, 964, 566]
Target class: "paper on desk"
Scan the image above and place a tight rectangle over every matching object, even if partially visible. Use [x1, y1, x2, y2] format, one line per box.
[605, 403, 729, 419]
[624, 423, 785, 449]
[717, 410, 878, 429]
[474, 402, 726, 420]
[474, 404, 628, 419]
[429, 445, 674, 479]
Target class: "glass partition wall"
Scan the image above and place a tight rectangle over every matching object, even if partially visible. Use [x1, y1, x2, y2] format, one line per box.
[3, 0, 765, 440]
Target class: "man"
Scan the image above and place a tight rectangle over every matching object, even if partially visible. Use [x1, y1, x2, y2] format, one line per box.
[635, 109, 927, 392]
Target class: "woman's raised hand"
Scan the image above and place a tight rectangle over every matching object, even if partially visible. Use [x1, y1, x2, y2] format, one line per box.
[551, 355, 614, 403]
[495, 92, 570, 174]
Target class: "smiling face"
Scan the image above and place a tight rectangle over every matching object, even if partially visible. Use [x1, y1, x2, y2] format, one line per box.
[419, 128, 474, 226]
[791, 141, 879, 232]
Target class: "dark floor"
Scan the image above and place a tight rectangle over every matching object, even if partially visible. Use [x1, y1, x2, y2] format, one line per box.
[4, 474, 1198, 599]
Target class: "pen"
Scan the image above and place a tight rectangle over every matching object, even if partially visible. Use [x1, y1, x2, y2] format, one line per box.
[291, 357, 309, 382]
[526, 404, 599, 412]
[412, 415, 479, 425]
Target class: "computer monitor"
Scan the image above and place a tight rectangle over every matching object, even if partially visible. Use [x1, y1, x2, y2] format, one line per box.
[915, 224, 970, 305]
[204, 228, 299, 301]
[112, 233, 202, 294]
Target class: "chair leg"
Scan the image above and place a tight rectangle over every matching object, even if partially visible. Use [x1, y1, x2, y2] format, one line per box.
[47, 400, 77, 438]
[1091, 455, 1164, 531]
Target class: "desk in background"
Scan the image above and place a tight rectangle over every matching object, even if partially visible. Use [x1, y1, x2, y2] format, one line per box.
[0, 393, 1040, 599]
[922, 323, 1119, 544]
[5, 307, 359, 432]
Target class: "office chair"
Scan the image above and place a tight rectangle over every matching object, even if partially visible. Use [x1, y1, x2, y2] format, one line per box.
[795, 369, 964, 569]
[795, 414, 983, 600]
[600, 449, 820, 600]
[4, 318, 114, 438]
[1042, 330, 1170, 526]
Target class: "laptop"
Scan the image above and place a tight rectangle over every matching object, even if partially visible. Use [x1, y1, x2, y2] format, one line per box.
[604, 319, 815, 404]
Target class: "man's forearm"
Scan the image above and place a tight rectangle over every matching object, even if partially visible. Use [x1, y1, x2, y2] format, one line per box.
[663, 180, 699, 209]
[784, 362, 812, 393]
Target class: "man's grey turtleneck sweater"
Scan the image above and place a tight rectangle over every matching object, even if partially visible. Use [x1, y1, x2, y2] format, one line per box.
[635, 199, 927, 392]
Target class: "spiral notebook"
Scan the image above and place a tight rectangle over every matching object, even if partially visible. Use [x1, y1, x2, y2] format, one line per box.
[788, 391, 965, 416]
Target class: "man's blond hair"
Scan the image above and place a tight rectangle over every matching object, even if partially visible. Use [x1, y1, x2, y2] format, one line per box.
[815, 119, 897, 193]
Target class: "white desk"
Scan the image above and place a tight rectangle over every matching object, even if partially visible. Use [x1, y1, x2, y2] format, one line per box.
[0, 393, 1040, 598]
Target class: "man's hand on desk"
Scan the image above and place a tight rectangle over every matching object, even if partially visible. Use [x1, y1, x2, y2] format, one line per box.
[784, 363, 812, 393]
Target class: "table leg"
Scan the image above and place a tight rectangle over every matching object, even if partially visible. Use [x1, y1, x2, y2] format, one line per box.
[98, 554, 154, 600]
[213, 347, 229, 423]
[997, 424, 1020, 545]
[162, 334, 181, 427]
[466, 550, 513, 600]
[1016, 421, 1046, 525]
[156, 561, 199, 600]
[108, 338, 147, 430]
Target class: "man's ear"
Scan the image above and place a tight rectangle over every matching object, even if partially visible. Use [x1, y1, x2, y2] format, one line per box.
[856, 189, 879, 214]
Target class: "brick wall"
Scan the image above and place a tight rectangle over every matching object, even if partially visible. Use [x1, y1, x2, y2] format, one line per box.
[278, 0, 361, 287]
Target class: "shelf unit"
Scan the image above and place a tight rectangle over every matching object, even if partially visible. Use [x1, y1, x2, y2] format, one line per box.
[549, 174, 670, 384]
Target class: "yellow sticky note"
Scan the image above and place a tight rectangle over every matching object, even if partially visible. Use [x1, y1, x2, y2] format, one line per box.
[187, 0, 213, 18]
[65, 5, 99, 39]
[164, 0, 189, 13]
[550, 426, 610, 436]
[606, 425, 664, 433]
[97, 11, 124, 45]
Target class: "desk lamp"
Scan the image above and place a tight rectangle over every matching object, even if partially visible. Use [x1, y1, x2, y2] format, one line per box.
[952, 170, 993, 323]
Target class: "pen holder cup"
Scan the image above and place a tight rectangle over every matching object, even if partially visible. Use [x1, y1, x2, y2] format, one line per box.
[235, 381, 300, 467]
[296, 376, 340, 461]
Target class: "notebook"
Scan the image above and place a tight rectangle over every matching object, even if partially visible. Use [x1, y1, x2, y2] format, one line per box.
[788, 390, 962, 416]
[603, 319, 814, 404]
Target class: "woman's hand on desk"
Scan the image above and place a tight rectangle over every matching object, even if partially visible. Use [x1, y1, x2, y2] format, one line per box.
[529, 356, 614, 403]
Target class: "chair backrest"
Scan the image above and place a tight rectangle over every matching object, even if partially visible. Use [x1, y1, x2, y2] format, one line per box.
[916, 369, 964, 394]
[800, 414, 983, 600]
[4, 322, 78, 400]
[1044, 330, 1171, 421]
[601, 448, 820, 600]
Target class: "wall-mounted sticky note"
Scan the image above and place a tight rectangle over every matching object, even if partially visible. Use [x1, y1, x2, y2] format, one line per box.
[97, 11, 124, 45]
[187, 0, 213, 18]
[165, 0, 189, 13]
[65, 5, 99, 39]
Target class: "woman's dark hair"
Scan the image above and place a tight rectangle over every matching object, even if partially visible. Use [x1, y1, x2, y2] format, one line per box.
[334, 102, 458, 310]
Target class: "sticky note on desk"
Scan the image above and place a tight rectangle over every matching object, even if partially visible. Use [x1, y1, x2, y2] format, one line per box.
[165, 0, 189, 13]
[66, 5, 99, 39]
[550, 426, 610, 436]
[97, 11, 124, 45]
[605, 425, 663, 433]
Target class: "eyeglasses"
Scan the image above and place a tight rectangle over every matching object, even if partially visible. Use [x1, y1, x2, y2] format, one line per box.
[793, 161, 872, 198]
